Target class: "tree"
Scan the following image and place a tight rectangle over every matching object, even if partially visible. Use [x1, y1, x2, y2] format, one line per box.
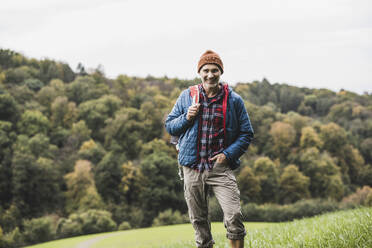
[28, 134, 56, 159]
[279, 164, 310, 204]
[140, 99, 167, 141]
[5, 66, 37, 85]
[64, 160, 103, 214]
[24, 78, 44, 92]
[253, 157, 279, 203]
[0, 121, 15, 207]
[0, 204, 21, 233]
[299, 148, 344, 200]
[120, 161, 145, 205]
[17, 110, 49, 136]
[70, 120, 91, 148]
[78, 95, 122, 140]
[12, 135, 61, 216]
[283, 112, 310, 136]
[300, 126, 323, 149]
[360, 138, 372, 164]
[312, 89, 337, 116]
[338, 145, 365, 184]
[103, 107, 147, 159]
[234, 79, 278, 107]
[269, 121, 296, 161]
[78, 139, 106, 165]
[298, 94, 317, 116]
[140, 152, 184, 226]
[140, 138, 176, 158]
[327, 101, 355, 127]
[319, 122, 347, 155]
[358, 164, 372, 187]
[0, 93, 19, 122]
[36, 79, 65, 115]
[76, 62, 87, 76]
[33, 157, 61, 210]
[66, 76, 109, 105]
[7, 85, 34, 107]
[61, 63, 75, 83]
[51, 96, 78, 128]
[0, 49, 25, 69]
[237, 166, 261, 203]
[277, 85, 304, 113]
[95, 152, 126, 203]
[243, 102, 276, 154]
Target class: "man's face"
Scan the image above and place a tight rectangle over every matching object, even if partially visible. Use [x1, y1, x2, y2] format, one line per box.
[199, 64, 221, 87]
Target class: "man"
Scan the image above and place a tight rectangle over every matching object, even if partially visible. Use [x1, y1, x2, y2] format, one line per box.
[165, 50, 254, 248]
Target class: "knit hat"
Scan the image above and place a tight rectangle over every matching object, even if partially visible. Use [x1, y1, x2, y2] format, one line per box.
[197, 50, 224, 74]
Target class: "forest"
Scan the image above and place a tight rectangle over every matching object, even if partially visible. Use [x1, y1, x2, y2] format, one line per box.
[0, 48, 371, 247]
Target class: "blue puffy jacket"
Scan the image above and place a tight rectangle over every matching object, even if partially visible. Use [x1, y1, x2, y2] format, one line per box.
[165, 85, 254, 170]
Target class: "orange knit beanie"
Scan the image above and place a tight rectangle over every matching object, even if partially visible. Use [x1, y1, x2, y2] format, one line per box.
[197, 50, 224, 74]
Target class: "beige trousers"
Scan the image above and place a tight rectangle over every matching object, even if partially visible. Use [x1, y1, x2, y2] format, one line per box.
[183, 163, 246, 248]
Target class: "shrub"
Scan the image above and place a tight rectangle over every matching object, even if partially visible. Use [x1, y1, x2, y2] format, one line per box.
[341, 185, 372, 208]
[127, 208, 145, 228]
[24, 78, 44, 92]
[152, 209, 188, 227]
[22, 216, 56, 245]
[0, 204, 21, 233]
[0, 226, 3, 248]
[208, 198, 343, 223]
[56, 209, 116, 238]
[80, 209, 117, 234]
[118, 221, 131, 230]
[241, 199, 340, 222]
[0, 227, 23, 248]
[208, 197, 223, 222]
[56, 217, 82, 238]
[366, 192, 372, 206]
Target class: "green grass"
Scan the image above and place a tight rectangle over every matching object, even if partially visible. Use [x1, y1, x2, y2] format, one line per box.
[25, 232, 116, 248]
[25, 222, 272, 248]
[90, 222, 271, 248]
[173, 207, 372, 248]
[26, 208, 372, 248]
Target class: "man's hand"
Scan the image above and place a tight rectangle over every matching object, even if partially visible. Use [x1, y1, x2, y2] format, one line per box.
[186, 104, 200, 121]
[210, 153, 227, 165]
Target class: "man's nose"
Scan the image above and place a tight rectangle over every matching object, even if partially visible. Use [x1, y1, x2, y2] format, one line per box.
[207, 72, 214, 78]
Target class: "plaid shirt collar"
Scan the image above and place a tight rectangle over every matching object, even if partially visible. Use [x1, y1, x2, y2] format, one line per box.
[199, 84, 224, 105]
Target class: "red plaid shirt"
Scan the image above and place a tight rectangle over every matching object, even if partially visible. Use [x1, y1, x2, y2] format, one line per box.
[191, 84, 225, 172]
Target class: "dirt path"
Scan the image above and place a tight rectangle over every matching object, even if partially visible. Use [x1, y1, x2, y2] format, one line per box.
[76, 232, 121, 248]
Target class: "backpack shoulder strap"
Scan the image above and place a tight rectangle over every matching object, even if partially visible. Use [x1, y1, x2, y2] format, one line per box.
[222, 84, 229, 148]
[189, 84, 199, 105]
[169, 84, 199, 148]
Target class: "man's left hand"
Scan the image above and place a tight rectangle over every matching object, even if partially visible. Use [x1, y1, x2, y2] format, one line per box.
[210, 153, 227, 165]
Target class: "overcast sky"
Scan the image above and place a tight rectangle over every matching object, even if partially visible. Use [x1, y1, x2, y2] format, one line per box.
[1, 0, 371, 94]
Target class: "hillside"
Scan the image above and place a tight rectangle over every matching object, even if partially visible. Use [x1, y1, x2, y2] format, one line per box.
[0, 48, 371, 247]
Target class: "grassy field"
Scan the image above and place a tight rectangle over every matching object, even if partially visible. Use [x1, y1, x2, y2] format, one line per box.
[194, 207, 372, 248]
[26, 222, 272, 248]
[26, 207, 372, 248]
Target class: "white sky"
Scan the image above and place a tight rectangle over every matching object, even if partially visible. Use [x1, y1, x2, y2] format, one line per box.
[1, 0, 371, 94]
